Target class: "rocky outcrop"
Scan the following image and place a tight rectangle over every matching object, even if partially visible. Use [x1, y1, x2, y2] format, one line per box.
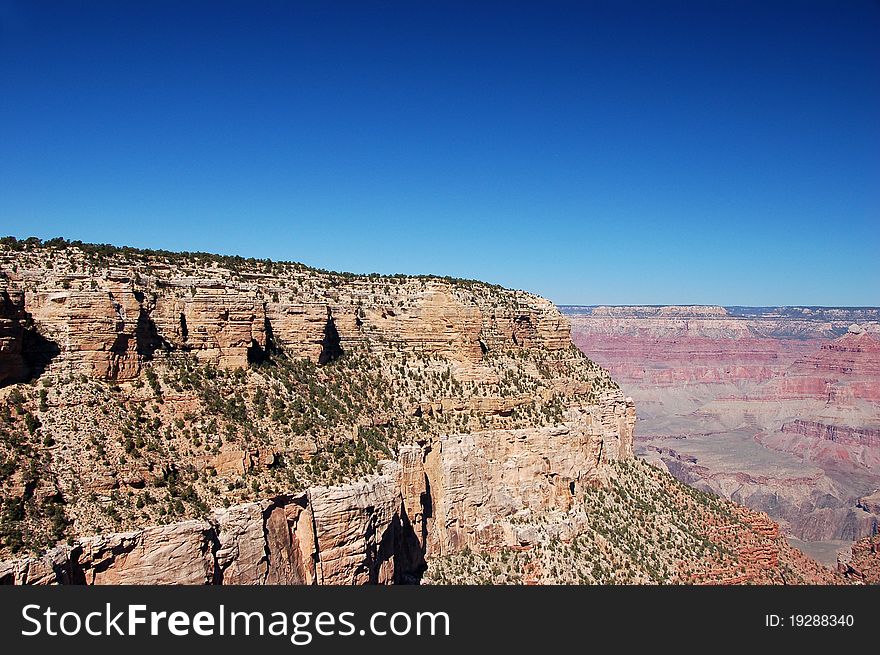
[646, 444, 880, 543]
[8, 242, 832, 586]
[0, 288, 59, 385]
[0, 462, 424, 585]
[759, 421, 880, 471]
[0, 239, 637, 547]
[0, 246, 571, 381]
[689, 506, 840, 585]
[0, 520, 216, 585]
[0, 397, 638, 585]
[838, 534, 880, 584]
[404, 401, 635, 557]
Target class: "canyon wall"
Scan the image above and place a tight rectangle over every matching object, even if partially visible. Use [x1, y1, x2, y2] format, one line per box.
[0, 240, 636, 583]
[0, 245, 842, 585]
[567, 305, 880, 559]
[0, 464, 406, 585]
[0, 250, 570, 384]
[0, 407, 636, 585]
[758, 420, 880, 471]
[0, 290, 28, 385]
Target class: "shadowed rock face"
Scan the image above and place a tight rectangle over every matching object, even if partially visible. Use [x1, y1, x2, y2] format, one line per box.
[0, 290, 28, 386]
[317, 310, 343, 366]
[0, 290, 60, 386]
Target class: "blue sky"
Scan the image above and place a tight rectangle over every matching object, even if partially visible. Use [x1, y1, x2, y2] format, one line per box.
[1, 1, 878, 305]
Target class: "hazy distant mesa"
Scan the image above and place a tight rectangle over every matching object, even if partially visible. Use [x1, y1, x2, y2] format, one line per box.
[567, 303, 880, 571]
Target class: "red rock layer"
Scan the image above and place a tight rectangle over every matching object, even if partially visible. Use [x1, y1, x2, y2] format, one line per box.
[689, 506, 839, 585]
[781, 420, 880, 450]
[571, 334, 815, 387]
[774, 332, 880, 402]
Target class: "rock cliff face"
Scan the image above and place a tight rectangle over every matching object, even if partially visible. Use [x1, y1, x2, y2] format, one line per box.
[0, 247, 570, 382]
[403, 408, 634, 557]
[0, 411, 641, 586]
[424, 458, 840, 585]
[0, 242, 846, 585]
[0, 290, 28, 386]
[644, 444, 880, 544]
[838, 534, 880, 584]
[760, 420, 880, 470]
[0, 239, 641, 584]
[0, 463, 412, 585]
[5, 442, 841, 587]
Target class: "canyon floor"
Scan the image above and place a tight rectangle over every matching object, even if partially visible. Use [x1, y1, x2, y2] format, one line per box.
[567, 305, 880, 566]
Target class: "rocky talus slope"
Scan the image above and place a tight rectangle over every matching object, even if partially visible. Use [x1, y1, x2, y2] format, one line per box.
[0, 239, 841, 584]
[838, 534, 880, 584]
[426, 459, 839, 585]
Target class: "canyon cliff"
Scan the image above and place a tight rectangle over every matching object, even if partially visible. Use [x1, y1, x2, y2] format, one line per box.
[0, 240, 847, 584]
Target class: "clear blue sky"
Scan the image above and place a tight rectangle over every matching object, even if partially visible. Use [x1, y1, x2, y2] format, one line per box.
[1, 1, 878, 306]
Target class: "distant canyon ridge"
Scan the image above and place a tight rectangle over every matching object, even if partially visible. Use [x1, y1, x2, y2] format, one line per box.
[566, 304, 880, 565]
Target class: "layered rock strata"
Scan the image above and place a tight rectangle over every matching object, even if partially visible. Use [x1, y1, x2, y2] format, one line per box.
[567, 305, 880, 550]
[0, 400, 637, 585]
[0, 244, 848, 584]
[0, 250, 571, 382]
[0, 239, 638, 583]
[0, 464, 408, 585]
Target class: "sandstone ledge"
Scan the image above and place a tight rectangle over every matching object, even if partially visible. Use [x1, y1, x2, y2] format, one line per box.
[0, 400, 635, 585]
